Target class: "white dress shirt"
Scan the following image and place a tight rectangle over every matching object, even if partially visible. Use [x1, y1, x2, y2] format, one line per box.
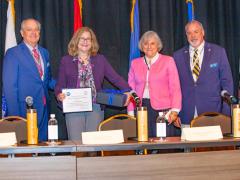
[189, 41, 205, 117]
[25, 42, 44, 80]
[189, 41, 205, 82]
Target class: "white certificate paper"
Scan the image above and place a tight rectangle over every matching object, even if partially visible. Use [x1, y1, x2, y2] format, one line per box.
[62, 88, 93, 113]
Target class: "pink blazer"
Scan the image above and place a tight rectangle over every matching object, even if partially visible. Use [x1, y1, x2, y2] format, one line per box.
[128, 54, 182, 111]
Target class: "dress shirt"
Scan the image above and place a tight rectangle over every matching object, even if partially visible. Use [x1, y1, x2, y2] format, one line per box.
[189, 41, 205, 117]
[143, 53, 159, 98]
[189, 41, 205, 82]
[25, 42, 44, 80]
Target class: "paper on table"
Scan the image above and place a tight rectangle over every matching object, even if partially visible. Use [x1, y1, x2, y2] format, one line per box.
[0, 132, 17, 147]
[82, 130, 124, 144]
[62, 88, 93, 113]
[181, 125, 223, 141]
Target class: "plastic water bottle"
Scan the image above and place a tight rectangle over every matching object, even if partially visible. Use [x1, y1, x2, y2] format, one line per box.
[156, 112, 167, 140]
[48, 114, 58, 144]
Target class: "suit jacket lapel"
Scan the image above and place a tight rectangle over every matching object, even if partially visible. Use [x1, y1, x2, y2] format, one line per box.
[20, 42, 42, 80]
[198, 42, 212, 81]
[38, 47, 47, 80]
[183, 47, 195, 83]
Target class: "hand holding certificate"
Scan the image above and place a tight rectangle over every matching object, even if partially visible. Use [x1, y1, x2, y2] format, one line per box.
[62, 88, 93, 113]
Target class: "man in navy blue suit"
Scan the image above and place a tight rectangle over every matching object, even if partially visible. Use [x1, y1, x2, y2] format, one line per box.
[3, 18, 56, 141]
[173, 20, 233, 126]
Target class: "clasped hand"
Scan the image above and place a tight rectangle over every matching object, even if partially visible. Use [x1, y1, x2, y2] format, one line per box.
[166, 111, 181, 128]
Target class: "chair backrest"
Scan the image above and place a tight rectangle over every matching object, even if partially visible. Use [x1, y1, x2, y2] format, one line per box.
[0, 116, 27, 143]
[98, 114, 136, 139]
[190, 112, 231, 135]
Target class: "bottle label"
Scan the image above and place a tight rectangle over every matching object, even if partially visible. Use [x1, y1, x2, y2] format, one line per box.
[48, 125, 58, 140]
[156, 123, 166, 137]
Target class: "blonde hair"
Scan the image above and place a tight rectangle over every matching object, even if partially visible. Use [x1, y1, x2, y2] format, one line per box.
[68, 27, 99, 56]
[138, 31, 163, 52]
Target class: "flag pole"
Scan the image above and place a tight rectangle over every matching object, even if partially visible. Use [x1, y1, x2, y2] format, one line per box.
[186, 0, 194, 22]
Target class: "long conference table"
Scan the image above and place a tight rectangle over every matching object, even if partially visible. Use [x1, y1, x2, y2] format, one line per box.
[1, 137, 240, 179]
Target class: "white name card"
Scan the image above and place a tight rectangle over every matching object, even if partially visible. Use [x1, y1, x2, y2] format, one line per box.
[82, 129, 124, 144]
[181, 126, 223, 141]
[0, 132, 17, 147]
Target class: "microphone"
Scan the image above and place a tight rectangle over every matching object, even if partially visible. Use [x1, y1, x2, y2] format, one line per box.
[221, 90, 238, 104]
[130, 90, 141, 107]
[25, 96, 34, 109]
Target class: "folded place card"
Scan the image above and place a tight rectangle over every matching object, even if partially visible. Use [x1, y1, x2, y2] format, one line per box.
[181, 125, 223, 141]
[0, 132, 17, 147]
[82, 129, 124, 144]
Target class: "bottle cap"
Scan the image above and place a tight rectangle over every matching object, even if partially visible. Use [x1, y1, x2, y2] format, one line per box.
[158, 112, 164, 117]
[50, 114, 55, 118]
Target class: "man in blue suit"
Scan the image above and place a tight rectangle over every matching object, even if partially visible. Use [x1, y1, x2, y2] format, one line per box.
[173, 20, 233, 126]
[3, 18, 56, 141]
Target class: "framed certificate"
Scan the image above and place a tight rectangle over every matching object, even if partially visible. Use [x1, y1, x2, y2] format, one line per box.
[62, 88, 93, 113]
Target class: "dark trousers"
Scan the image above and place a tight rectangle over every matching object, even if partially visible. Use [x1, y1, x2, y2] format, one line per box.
[141, 99, 181, 137]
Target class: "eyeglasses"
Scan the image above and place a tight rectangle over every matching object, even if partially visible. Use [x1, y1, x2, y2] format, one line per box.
[79, 37, 92, 43]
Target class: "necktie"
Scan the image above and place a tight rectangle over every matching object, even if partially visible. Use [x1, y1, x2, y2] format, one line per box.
[192, 49, 200, 80]
[32, 48, 43, 78]
[32, 48, 46, 105]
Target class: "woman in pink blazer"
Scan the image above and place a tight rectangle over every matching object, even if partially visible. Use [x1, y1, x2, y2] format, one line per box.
[128, 31, 182, 137]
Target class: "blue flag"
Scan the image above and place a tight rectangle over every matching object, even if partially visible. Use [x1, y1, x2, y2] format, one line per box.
[129, 0, 140, 67]
[186, 0, 194, 21]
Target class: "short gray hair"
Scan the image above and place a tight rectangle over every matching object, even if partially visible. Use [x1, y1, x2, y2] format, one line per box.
[185, 20, 204, 32]
[21, 18, 41, 31]
[138, 31, 163, 52]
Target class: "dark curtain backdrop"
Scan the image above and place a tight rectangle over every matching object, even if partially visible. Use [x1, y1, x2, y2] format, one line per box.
[1, 0, 239, 140]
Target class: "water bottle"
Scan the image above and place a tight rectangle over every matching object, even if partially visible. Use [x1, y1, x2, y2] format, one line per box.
[48, 114, 58, 144]
[156, 112, 167, 140]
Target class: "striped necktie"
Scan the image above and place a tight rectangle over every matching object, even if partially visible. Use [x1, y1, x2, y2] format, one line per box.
[32, 48, 46, 105]
[192, 49, 200, 80]
[32, 48, 43, 78]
